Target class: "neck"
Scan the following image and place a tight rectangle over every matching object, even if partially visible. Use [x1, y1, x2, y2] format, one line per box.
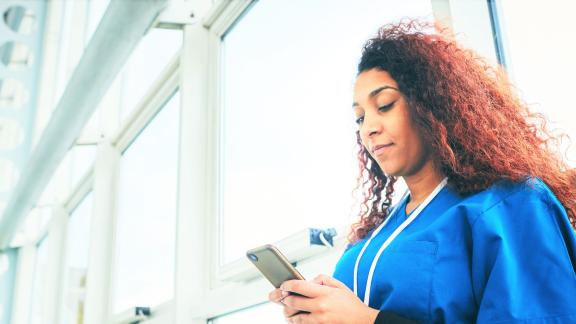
[403, 159, 444, 205]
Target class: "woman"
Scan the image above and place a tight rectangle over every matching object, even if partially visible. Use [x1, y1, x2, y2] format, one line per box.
[268, 21, 576, 323]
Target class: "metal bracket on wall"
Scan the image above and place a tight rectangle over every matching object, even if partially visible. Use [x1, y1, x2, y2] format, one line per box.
[156, 0, 198, 29]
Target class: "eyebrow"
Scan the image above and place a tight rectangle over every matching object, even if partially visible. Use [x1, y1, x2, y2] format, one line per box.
[352, 85, 399, 108]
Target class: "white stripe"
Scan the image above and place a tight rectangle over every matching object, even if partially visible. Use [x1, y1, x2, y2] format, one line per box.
[353, 190, 408, 296]
[354, 178, 448, 306]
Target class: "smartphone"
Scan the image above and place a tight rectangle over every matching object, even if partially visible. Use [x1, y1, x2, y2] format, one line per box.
[246, 244, 305, 288]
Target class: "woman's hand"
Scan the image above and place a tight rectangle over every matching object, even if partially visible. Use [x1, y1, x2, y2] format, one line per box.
[269, 274, 379, 324]
[268, 287, 302, 319]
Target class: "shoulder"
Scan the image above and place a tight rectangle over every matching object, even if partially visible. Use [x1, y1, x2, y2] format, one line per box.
[455, 177, 563, 226]
[466, 179, 576, 321]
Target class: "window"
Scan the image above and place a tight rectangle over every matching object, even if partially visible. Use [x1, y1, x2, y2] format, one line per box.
[119, 28, 182, 121]
[498, 0, 576, 166]
[0, 249, 18, 324]
[54, 0, 76, 104]
[85, 0, 110, 43]
[112, 91, 180, 313]
[219, 0, 434, 264]
[61, 192, 93, 324]
[29, 237, 48, 324]
[70, 145, 97, 185]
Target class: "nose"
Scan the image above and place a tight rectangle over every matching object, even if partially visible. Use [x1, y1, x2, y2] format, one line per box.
[361, 113, 382, 138]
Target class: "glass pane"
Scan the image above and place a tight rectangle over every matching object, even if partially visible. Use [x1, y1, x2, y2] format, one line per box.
[3, 5, 37, 35]
[85, 0, 110, 43]
[70, 145, 97, 185]
[112, 91, 180, 313]
[0, 41, 34, 71]
[38, 143, 94, 209]
[29, 237, 49, 324]
[119, 28, 182, 121]
[0, 249, 18, 324]
[62, 192, 93, 324]
[54, 0, 76, 104]
[499, 0, 576, 166]
[220, 0, 434, 264]
[210, 302, 284, 324]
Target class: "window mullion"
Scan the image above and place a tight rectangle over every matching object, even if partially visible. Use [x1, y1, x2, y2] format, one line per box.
[83, 140, 120, 324]
[173, 23, 212, 324]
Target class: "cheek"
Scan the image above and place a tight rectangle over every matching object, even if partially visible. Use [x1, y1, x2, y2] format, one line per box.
[405, 132, 429, 164]
[358, 132, 369, 151]
[393, 123, 421, 154]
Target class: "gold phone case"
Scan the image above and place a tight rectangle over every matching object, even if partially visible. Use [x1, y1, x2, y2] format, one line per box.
[246, 244, 305, 288]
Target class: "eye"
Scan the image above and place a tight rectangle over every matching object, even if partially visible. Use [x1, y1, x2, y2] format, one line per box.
[378, 101, 395, 112]
[354, 101, 395, 125]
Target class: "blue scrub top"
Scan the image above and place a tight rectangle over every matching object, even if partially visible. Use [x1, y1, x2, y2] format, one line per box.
[333, 178, 576, 323]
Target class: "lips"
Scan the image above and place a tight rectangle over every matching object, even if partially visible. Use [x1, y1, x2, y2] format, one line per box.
[371, 143, 394, 155]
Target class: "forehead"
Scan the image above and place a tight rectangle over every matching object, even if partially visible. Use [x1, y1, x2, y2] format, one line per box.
[353, 69, 399, 100]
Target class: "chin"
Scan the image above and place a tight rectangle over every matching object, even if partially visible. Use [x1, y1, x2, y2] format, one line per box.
[378, 162, 403, 177]
[386, 171, 404, 178]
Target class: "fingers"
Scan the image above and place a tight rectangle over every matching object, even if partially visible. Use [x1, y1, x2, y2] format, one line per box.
[269, 288, 288, 305]
[280, 279, 331, 298]
[280, 294, 318, 313]
[286, 311, 312, 323]
[271, 288, 303, 319]
[311, 274, 349, 290]
[283, 305, 302, 318]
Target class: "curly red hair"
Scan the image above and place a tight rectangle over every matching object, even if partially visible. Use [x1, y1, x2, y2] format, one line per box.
[349, 20, 576, 243]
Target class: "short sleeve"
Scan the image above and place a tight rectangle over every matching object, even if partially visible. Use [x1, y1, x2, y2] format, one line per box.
[471, 182, 576, 323]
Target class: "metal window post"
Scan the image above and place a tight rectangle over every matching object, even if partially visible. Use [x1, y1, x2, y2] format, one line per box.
[83, 139, 119, 324]
[174, 23, 212, 324]
[9, 243, 35, 324]
[41, 205, 67, 324]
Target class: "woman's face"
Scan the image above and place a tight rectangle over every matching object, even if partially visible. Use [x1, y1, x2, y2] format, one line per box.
[353, 69, 431, 177]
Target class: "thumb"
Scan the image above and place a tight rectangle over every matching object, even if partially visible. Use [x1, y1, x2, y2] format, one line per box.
[312, 274, 348, 289]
